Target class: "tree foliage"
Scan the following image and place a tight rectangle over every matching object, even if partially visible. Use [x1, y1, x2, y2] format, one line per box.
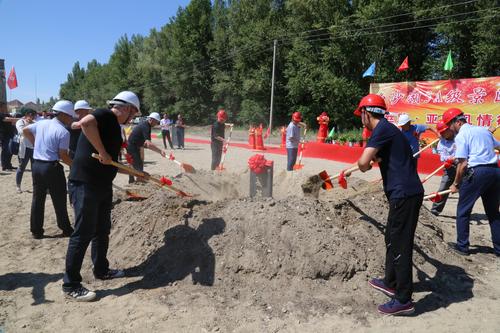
[58, 0, 499, 130]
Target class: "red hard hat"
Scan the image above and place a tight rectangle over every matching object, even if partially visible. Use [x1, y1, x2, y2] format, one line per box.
[436, 120, 449, 134]
[292, 111, 302, 122]
[442, 108, 463, 125]
[217, 109, 227, 121]
[354, 94, 387, 117]
[320, 112, 327, 117]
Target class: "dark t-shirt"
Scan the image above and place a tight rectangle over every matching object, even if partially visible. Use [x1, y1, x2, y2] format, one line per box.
[69, 128, 81, 154]
[0, 113, 15, 139]
[367, 118, 424, 200]
[128, 120, 151, 147]
[211, 121, 225, 144]
[69, 108, 122, 185]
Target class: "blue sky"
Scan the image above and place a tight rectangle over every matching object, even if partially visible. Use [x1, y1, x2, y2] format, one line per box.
[0, 0, 190, 103]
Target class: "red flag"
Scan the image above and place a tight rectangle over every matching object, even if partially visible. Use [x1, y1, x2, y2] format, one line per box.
[263, 126, 271, 139]
[396, 56, 409, 72]
[7, 67, 18, 89]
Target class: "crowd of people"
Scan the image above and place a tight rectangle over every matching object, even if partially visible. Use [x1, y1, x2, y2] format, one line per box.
[0, 92, 498, 314]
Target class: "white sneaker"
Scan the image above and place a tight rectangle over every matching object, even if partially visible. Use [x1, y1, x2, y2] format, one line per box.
[16, 186, 22, 193]
[64, 286, 97, 302]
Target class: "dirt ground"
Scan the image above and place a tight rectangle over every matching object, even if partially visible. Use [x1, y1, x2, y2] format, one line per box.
[1, 132, 499, 333]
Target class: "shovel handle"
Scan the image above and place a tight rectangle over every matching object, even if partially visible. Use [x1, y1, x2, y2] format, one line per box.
[413, 138, 439, 158]
[421, 163, 446, 183]
[326, 164, 360, 182]
[424, 189, 452, 200]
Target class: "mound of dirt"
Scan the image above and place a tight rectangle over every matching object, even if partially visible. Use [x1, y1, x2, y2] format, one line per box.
[107, 170, 480, 322]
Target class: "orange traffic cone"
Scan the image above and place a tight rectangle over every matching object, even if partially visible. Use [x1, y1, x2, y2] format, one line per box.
[255, 124, 266, 151]
[248, 126, 256, 149]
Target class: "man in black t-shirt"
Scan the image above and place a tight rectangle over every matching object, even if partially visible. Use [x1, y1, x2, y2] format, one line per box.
[62, 91, 141, 302]
[126, 112, 165, 183]
[0, 112, 18, 170]
[211, 108, 231, 170]
[351, 94, 424, 316]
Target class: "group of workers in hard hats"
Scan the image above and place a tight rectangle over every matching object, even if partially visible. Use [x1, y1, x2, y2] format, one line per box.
[3, 87, 498, 313]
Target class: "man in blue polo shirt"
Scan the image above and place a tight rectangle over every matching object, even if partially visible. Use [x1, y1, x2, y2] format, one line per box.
[351, 94, 424, 316]
[23, 100, 75, 239]
[445, 108, 500, 257]
[397, 113, 439, 162]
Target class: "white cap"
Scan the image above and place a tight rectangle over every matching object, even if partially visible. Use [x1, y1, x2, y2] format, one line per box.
[52, 100, 76, 118]
[108, 91, 141, 115]
[74, 100, 92, 110]
[148, 112, 161, 122]
[397, 114, 411, 126]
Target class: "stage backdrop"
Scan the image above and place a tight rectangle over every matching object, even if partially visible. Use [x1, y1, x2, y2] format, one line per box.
[370, 76, 500, 139]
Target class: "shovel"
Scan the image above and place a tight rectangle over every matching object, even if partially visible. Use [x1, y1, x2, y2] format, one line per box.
[92, 153, 192, 197]
[293, 128, 308, 170]
[167, 152, 196, 173]
[424, 189, 452, 202]
[413, 138, 439, 158]
[421, 158, 454, 184]
[112, 183, 147, 201]
[216, 124, 234, 171]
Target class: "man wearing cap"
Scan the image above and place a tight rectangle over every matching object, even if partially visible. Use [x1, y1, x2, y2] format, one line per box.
[397, 114, 439, 163]
[69, 100, 93, 159]
[23, 100, 75, 239]
[62, 91, 141, 302]
[126, 112, 165, 183]
[430, 121, 457, 216]
[445, 108, 500, 257]
[286, 112, 306, 171]
[211, 108, 232, 170]
[15, 107, 37, 193]
[352, 94, 424, 315]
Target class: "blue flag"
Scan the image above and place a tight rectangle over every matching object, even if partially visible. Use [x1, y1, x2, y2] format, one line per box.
[362, 62, 376, 78]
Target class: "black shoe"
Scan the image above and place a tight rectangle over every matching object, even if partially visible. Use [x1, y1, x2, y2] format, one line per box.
[61, 229, 74, 237]
[448, 242, 469, 256]
[32, 233, 44, 239]
[94, 268, 125, 280]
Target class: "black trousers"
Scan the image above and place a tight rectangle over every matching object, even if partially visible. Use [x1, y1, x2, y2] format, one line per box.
[161, 129, 173, 149]
[211, 142, 223, 170]
[63, 181, 112, 290]
[1, 136, 14, 169]
[31, 160, 73, 236]
[126, 144, 143, 183]
[384, 193, 423, 303]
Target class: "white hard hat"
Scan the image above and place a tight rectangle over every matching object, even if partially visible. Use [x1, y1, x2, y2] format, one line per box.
[397, 113, 411, 126]
[148, 112, 161, 122]
[52, 100, 76, 118]
[108, 91, 141, 115]
[74, 100, 92, 110]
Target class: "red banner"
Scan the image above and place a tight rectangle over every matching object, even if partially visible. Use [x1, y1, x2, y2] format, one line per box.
[370, 77, 500, 139]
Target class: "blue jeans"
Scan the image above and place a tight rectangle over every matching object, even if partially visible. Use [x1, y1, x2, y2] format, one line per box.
[16, 147, 34, 187]
[456, 165, 500, 255]
[63, 181, 113, 290]
[287, 148, 298, 171]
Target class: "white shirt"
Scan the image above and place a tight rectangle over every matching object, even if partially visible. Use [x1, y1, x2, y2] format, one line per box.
[28, 118, 70, 161]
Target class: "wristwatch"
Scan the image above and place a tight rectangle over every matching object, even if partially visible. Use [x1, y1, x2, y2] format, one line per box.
[453, 182, 460, 187]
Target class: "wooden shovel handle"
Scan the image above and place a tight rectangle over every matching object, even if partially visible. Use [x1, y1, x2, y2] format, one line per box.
[413, 138, 439, 158]
[424, 189, 452, 200]
[421, 163, 446, 183]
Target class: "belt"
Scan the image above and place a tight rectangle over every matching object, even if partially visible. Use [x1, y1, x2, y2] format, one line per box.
[470, 163, 498, 169]
[34, 159, 58, 163]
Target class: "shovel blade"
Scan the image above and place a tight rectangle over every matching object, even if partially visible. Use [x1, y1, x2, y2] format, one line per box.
[293, 163, 304, 170]
[181, 163, 196, 173]
[319, 170, 333, 190]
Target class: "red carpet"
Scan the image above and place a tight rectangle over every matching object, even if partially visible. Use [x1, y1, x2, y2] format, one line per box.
[181, 137, 445, 175]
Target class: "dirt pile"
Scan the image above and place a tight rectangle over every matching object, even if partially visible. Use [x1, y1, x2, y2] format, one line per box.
[107, 171, 477, 321]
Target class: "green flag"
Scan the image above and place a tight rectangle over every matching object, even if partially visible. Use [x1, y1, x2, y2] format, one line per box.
[444, 50, 453, 71]
[327, 126, 335, 139]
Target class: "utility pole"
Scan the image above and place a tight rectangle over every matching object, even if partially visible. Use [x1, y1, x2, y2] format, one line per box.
[268, 39, 277, 141]
[0, 59, 7, 113]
